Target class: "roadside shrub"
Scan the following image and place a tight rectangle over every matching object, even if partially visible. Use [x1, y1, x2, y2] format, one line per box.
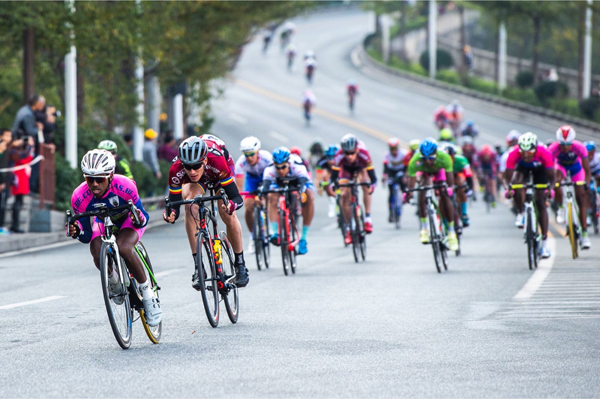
[502, 88, 540, 106]
[579, 97, 600, 119]
[437, 69, 461, 85]
[535, 81, 569, 105]
[549, 98, 582, 118]
[419, 49, 454, 71]
[466, 76, 498, 95]
[516, 71, 534, 88]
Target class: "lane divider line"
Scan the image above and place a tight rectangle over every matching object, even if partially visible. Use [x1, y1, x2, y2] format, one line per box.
[0, 295, 66, 310]
[228, 112, 248, 125]
[513, 234, 556, 300]
[269, 131, 290, 143]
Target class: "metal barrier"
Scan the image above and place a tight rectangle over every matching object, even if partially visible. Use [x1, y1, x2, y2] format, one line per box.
[39, 144, 55, 209]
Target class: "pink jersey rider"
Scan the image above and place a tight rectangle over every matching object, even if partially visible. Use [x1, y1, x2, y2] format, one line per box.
[548, 140, 588, 183]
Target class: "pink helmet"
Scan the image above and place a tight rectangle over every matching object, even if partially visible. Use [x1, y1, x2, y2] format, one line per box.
[556, 125, 576, 144]
[388, 138, 400, 149]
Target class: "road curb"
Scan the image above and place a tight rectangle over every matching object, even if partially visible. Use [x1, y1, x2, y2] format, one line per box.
[352, 43, 600, 133]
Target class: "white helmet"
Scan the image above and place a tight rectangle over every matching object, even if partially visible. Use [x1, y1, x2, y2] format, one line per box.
[81, 149, 115, 176]
[518, 132, 538, 152]
[556, 125, 576, 144]
[506, 130, 521, 143]
[240, 136, 261, 153]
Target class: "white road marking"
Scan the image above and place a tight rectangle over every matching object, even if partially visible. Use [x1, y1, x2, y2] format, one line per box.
[228, 113, 248, 125]
[0, 296, 66, 310]
[322, 222, 339, 232]
[0, 240, 77, 259]
[513, 237, 556, 300]
[154, 269, 184, 278]
[269, 131, 290, 143]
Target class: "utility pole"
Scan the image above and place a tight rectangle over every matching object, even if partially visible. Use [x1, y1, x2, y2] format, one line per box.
[132, 0, 144, 161]
[382, 15, 391, 64]
[64, 0, 78, 169]
[173, 94, 184, 140]
[498, 21, 507, 92]
[583, 0, 593, 99]
[428, 0, 437, 79]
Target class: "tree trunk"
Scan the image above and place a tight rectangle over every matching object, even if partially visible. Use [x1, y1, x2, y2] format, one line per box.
[400, 0, 407, 62]
[532, 15, 541, 84]
[375, 12, 382, 37]
[459, 5, 467, 71]
[23, 27, 35, 103]
[577, 2, 586, 99]
[77, 53, 85, 123]
[494, 22, 500, 84]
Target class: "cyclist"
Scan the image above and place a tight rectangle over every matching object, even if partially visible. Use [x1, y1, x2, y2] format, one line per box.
[235, 136, 273, 254]
[327, 134, 377, 243]
[475, 144, 499, 208]
[433, 106, 449, 130]
[69, 149, 162, 326]
[461, 120, 478, 141]
[304, 54, 317, 84]
[285, 43, 296, 71]
[405, 139, 459, 251]
[461, 136, 477, 166]
[290, 146, 311, 174]
[403, 139, 421, 168]
[262, 147, 314, 255]
[585, 141, 600, 189]
[302, 90, 316, 124]
[98, 140, 133, 179]
[548, 125, 591, 249]
[439, 128, 454, 143]
[443, 143, 473, 227]
[308, 140, 324, 171]
[499, 130, 521, 178]
[315, 144, 339, 217]
[503, 132, 555, 258]
[382, 138, 408, 223]
[163, 135, 250, 288]
[446, 100, 464, 136]
[347, 80, 359, 111]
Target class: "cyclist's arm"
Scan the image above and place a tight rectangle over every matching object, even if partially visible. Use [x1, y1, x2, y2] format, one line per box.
[166, 164, 184, 220]
[117, 176, 149, 228]
[221, 176, 244, 210]
[70, 185, 93, 244]
[366, 164, 377, 185]
[119, 158, 134, 179]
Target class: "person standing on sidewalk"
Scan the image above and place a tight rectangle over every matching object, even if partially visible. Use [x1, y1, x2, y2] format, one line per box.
[0, 129, 12, 235]
[12, 95, 45, 193]
[142, 129, 162, 198]
[8, 134, 35, 234]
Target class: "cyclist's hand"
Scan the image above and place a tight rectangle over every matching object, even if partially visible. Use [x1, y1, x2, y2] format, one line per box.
[222, 199, 236, 215]
[368, 184, 376, 195]
[66, 222, 80, 238]
[505, 189, 514, 199]
[404, 192, 412, 203]
[325, 185, 335, 197]
[129, 208, 144, 225]
[163, 208, 178, 224]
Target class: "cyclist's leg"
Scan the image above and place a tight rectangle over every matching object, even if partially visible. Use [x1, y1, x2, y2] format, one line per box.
[532, 166, 550, 238]
[300, 185, 315, 253]
[387, 182, 395, 219]
[571, 165, 588, 230]
[417, 173, 429, 225]
[183, 183, 205, 253]
[340, 185, 352, 223]
[89, 220, 104, 269]
[116, 227, 147, 284]
[554, 165, 565, 206]
[267, 192, 280, 238]
[511, 167, 526, 213]
[358, 169, 372, 215]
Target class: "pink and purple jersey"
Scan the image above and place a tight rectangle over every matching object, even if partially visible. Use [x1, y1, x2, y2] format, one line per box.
[71, 174, 149, 244]
[548, 140, 588, 166]
[506, 145, 554, 170]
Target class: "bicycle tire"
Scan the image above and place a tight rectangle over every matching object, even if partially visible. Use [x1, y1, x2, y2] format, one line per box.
[567, 201, 578, 259]
[280, 211, 290, 276]
[262, 208, 271, 269]
[99, 243, 132, 349]
[359, 206, 366, 261]
[526, 208, 535, 270]
[351, 203, 360, 263]
[439, 217, 449, 271]
[135, 242, 162, 344]
[289, 215, 298, 274]
[590, 189, 599, 234]
[253, 206, 263, 271]
[197, 233, 220, 327]
[428, 209, 442, 273]
[219, 233, 239, 324]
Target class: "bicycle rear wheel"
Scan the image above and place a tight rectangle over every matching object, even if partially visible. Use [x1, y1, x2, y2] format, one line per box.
[428, 210, 442, 273]
[262, 209, 271, 269]
[358, 206, 367, 261]
[289, 215, 298, 274]
[219, 233, 239, 324]
[567, 201, 578, 259]
[253, 207, 263, 271]
[100, 243, 132, 349]
[394, 187, 401, 230]
[135, 242, 162, 344]
[197, 233, 220, 327]
[280, 212, 290, 276]
[526, 208, 535, 270]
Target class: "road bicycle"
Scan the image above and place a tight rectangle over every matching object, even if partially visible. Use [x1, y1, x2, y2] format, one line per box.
[407, 183, 450, 273]
[510, 182, 548, 270]
[588, 180, 599, 234]
[450, 184, 466, 257]
[306, 64, 315, 84]
[348, 91, 357, 113]
[166, 186, 238, 327]
[557, 178, 585, 259]
[263, 178, 301, 276]
[303, 101, 312, 126]
[66, 200, 162, 349]
[241, 191, 271, 271]
[337, 180, 370, 263]
[387, 171, 405, 230]
[479, 171, 496, 213]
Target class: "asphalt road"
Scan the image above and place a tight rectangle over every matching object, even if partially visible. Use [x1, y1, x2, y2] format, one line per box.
[1, 9, 599, 398]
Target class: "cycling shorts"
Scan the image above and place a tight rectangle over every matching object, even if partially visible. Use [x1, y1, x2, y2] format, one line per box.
[90, 216, 145, 242]
[556, 161, 585, 183]
[515, 163, 548, 185]
[243, 174, 263, 198]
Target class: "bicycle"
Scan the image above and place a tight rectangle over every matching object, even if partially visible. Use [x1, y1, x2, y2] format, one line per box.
[450, 184, 467, 257]
[241, 191, 271, 271]
[166, 186, 239, 327]
[406, 183, 450, 273]
[510, 182, 548, 270]
[557, 178, 585, 259]
[263, 179, 301, 276]
[388, 171, 404, 230]
[480, 171, 495, 213]
[66, 200, 162, 349]
[337, 180, 370, 263]
[589, 180, 599, 234]
[303, 102, 312, 126]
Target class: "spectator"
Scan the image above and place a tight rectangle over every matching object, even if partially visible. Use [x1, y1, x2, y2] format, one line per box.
[12, 94, 45, 140]
[8, 134, 35, 234]
[463, 45, 473, 73]
[142, 128, 162, 180]
[124, 133, 133, 153]
[0, 128, 12, 235]
[157, 133, 178, 162]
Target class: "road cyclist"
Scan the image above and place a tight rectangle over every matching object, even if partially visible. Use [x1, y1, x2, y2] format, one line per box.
[503, 132, 555, 258]
[347, 79, 359, 113]
[442, 143, 473, 227]
[475, 144, 499, 211]
[461, 120, 479, 142]
[382, 137, 408, 226]
[67, 149, 162, 346]
[584, 140, 600, 233]
[302, 90, 316, 126]
[315, 144, 340, 218]
[285, 43, 296, 71]
[98, 140, 133, 179]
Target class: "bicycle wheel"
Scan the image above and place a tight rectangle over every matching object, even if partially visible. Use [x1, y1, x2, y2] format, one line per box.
[394, 186, 401, 230]
[253, 207, 263, 271]
[280, 211, 290, 276]
[358, 206, 367, 261]
[99, 243, 132, 349]
[262, 208, 271, 269]
[567, 201, 578, 259]
[197, 233, 220, 327]
[526, 208, 535, 270]
[135, 242, 162, 344]
[439, 218, 449, 271]
[590, 189, 599, 234]
[351, 204, 360, 263]
[428, 209, 442, 273]
[219, 233, 239, 324]
[289, 215, 298, 274]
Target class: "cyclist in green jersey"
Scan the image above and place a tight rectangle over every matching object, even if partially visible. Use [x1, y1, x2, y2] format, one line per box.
[405, 138, 459, 251]
[98, 140, 133, 179]
[442, 143, 473, 227]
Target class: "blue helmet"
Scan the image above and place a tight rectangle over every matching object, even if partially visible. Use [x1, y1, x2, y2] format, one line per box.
[419, 138, 438, 157]
[466, 120, 474, 127]
[272, 146, 291, 164]
[325, 144, 339, 157]
[585, 141, 596, 152]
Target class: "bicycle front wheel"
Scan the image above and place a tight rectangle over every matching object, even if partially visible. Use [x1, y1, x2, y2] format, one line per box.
[358, 206, 367, 261]
[253, 207, 263, 271]
[526, 208, 535, 270]
[280, 212, 290, 276]
[428, 210, 442, 273]
[219, 233, 239, 324]
[135, 242, 162, 344]
[197, 233, 220, 327]
[567, 201, 578, 259]
[262, 208, 271, 269]
[100, 243, 132, 349]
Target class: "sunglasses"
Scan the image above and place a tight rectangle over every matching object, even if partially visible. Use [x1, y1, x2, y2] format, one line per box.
[183, 163, 204, 171]
[244, 151, 258, 158]
[422, 156, 437, 161]
[85, 175, 108, 184]
[275, 164, 289, 170]
[344, 151, 357, 156]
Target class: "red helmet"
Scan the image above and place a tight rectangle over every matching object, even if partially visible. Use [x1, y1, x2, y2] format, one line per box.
[290, 146, 302, 157]
[481, 144, 493, 155]
[388, 138, 400, 149]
